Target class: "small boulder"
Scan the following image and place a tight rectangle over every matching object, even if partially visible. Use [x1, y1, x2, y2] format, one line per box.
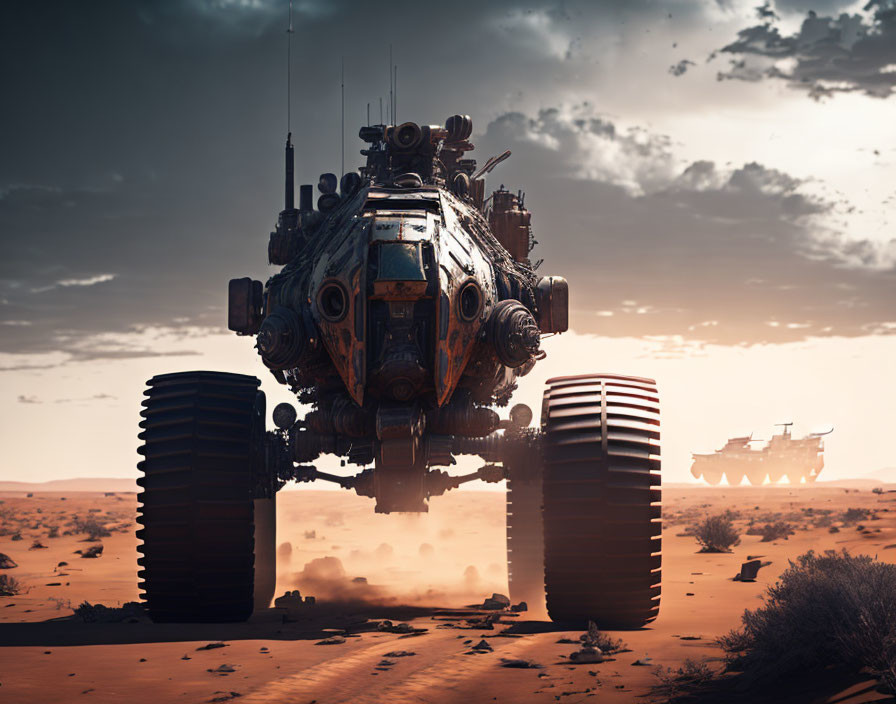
[569, 646, 605, 664]
[510, 601, 528, 612]
[471, 639, 493, 652]
[0, 553, 17, 569]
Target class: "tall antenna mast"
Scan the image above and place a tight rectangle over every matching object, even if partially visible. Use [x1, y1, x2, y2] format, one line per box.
[341, 57, 345, 176]
[287, 0, 293, 135]
[389, 44, 393, 125]
[284, 0, 295, 210]
[393, 65, 397, 125]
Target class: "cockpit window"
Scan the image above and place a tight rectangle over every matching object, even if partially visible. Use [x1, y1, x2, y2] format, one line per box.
[376, 242, 425, 281]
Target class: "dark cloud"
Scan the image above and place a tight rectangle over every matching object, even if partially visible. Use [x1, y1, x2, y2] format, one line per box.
[1, 1, 892, 359]
[477, 106, 896, 344]
[669, 58, 696, 75]
[0, 0, 719, 360]
[714, 1, 896, 98]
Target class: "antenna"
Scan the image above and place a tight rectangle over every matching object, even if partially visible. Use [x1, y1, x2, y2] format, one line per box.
[379, 97, 383, 124]
[341, 57, 345, 177]
[286, 0, 293, 135]
[367, 102, 370, 127]
[389, 44, 393, 125]
[284, 0, 295, 211]
[393, 64, 397, 125]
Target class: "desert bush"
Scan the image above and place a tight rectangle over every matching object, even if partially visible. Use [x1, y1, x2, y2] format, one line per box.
[745, 522, 794, 542]
[693, 514, 740, 553]
[841, 507, 872, 525]
[581, 620, 626, 654]
[651, 658, 720, 702]
[46, 525, 59, 538]
[72, 515, 110, 541]
[0, 574, 23, 596]
[719, 550, 896, 694]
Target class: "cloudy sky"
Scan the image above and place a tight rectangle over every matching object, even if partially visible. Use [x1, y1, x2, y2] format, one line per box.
[1, 0, 894, 484]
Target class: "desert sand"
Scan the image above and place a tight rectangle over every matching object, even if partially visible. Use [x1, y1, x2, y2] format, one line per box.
[1, 484, 895, 703]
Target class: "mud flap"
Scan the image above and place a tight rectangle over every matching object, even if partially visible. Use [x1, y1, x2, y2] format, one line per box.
[253, 497, 277, 612]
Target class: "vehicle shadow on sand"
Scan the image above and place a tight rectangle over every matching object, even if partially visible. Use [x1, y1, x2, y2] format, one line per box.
[0, 602, 442, 647]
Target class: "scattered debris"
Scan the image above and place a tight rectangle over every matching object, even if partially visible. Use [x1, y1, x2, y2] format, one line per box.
[480, 593, 511, 610]
[209, 692, 242, 703]
[733, 559, 766, 582]
[74, 601, 146, 623]
[29, 540, 48, 550]
[273, 590, 316, 621]
[632, 656, 653, 666]
[376, 620, 426, 635]
[382, 651, 415, 658]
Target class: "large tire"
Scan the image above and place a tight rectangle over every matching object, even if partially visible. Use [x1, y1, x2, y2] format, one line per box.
[137, 371, 267, 623]
[506, 447, 544, 609]
[541, 374, 661, 628]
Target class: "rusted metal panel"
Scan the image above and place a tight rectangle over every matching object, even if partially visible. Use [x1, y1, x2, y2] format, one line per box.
[311, 219, 368, 405]
[434, 192, 497, 406]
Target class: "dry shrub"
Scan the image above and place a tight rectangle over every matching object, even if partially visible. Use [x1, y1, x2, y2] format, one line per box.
[651, 658, 719, 702]
[745, 522, 794, 542]
[0, 574, 23, 596]
[841, 507, 872, 525]
[582, 620, 626, 653]
[72, 515, 111, 541]
[693, 514, 740, 553]
[719, 550, 896, 694]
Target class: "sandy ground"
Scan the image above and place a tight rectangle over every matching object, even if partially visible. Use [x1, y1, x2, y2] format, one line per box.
[1, 484, 896, 704]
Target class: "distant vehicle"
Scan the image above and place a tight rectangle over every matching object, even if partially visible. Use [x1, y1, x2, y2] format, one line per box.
[691, 423, 831, 485]
[135, 113, 662, 629]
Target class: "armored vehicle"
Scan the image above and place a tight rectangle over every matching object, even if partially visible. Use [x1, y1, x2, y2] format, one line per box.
[691, 423, 830, 485]
[137, 115, 661, 627]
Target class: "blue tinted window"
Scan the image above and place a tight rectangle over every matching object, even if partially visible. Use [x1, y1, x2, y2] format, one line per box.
[377, 243, 425, 281]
